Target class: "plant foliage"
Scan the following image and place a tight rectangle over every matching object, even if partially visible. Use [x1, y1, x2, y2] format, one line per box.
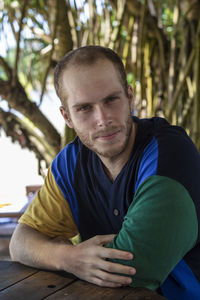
[0, 0, 199, 175]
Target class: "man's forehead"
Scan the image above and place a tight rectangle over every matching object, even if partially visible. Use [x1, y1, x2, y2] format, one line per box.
[62, 60, 118, 87]
[63, 57, 118, 75]
[66, 62, 123, 93]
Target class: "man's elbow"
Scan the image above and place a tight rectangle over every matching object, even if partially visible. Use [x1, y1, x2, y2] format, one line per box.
[9, 223, 26, 262]
[9, 239, 16, 261]
[9, 226, 19, 261]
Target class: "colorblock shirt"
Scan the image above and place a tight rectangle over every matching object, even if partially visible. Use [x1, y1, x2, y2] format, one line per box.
[19, 117, 200, 299]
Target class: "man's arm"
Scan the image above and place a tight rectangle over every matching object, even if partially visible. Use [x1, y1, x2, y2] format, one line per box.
[10, 223, 136, 287]
[106, 176, 198, 290]
[11, 166, 136, 287]
[9, 223, 72, 271]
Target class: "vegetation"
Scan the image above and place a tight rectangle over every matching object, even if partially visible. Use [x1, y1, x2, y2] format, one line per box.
[0, 0, 199, 174]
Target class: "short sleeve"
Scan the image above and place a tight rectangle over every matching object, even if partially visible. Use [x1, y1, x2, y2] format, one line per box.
[106, 175, 198, 290]
[19, 166, 78, 239]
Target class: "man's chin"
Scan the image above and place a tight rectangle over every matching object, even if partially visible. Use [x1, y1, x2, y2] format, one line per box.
[93, 145, 125, 159]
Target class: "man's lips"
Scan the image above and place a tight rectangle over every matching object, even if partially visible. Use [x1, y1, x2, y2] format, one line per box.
[95, 130, 120, 140]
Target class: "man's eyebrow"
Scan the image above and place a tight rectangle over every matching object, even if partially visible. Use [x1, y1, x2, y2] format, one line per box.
[72, 102, 91, 109]
[103, 91, 123, 100]
[72, 90, 123, 109]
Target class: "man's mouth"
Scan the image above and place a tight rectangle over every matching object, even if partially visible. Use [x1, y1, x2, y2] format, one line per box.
[95, 130, 120, 141]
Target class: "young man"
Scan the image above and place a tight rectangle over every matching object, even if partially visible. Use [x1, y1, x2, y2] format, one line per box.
[10, 46, 200, 299]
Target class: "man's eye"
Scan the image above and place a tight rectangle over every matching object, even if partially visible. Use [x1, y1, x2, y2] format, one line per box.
[106, 97, 117, 104]
[77, 105, 90, 112]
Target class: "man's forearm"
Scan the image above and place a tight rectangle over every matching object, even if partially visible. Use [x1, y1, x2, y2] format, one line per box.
[9, 224, 136, 287]
[9, 223, 73, 271]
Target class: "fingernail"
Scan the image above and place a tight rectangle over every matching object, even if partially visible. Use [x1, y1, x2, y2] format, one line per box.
[127, 253, 133, 259]
[126, 278, 132, 284]
[129, 268, 136, 275]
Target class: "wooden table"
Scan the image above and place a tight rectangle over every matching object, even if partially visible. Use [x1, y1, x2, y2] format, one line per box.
[0, 261, 167, 300]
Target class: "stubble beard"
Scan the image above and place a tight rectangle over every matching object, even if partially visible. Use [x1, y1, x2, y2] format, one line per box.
[74, 111, 133, 159]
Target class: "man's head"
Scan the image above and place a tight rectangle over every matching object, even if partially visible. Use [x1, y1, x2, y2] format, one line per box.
[54, 46, 135, 161]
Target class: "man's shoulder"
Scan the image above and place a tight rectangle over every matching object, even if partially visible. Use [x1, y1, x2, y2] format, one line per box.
[133, 116, 169, 127]
[134, 116, 200, 192]
[56, 136, 80, 158]
[51, 137, 81, 175]
[134, 116, 185, 134]
[134, 116, 193, 148]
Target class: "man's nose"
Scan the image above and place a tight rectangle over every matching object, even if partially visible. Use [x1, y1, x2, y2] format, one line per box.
[95, 107, 111, 127]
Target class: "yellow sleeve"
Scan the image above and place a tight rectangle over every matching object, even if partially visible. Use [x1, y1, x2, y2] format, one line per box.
[19, 166, 78, 239]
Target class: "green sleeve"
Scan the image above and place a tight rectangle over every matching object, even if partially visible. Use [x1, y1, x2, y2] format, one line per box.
[106, 175, 198, 290]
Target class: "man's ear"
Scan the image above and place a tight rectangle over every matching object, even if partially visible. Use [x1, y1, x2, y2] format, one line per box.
[127, 85, 134, 111]
[60, 106, 74, 128]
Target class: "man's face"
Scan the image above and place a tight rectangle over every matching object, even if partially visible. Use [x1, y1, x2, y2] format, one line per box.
[60, 59, 134, 160]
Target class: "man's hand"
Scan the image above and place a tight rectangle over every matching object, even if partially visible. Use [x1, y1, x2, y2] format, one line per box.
[10, 225, 135, 288]
[66, 234, 136, 287]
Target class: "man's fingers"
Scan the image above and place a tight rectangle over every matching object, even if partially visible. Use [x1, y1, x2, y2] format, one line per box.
[101, 247, 134, 260]
[93, 269, 132, 286]
[101, 260, 136, 276]
[91, 277, 122, 288]
[93, 234, 116, 246]
[72, 235, 136, 288]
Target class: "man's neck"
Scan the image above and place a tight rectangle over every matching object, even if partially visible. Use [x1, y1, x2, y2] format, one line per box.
[99, 122, 138, 182]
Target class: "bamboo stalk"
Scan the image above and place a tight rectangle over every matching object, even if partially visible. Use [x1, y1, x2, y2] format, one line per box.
[108, 0, 125, 50]
[178, 76, 193, 127]
[151, 20, 167, 85]
[144, 42, 153, 117]
[168, 0, 179, 108]
[168, 48, 195, 121]
[93, 15, 101, 45]
[103, 0, 111, 46]
[39, 0, 59, 105]
[131, 20, 138, 65]
[122, 15, 134, 68]
[67, 5, 78, 47]
[12, 0, 29, 86]
[88, 0, 95, 44]
[81, 29, 89, 46]
[136, 0, 147, 116]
